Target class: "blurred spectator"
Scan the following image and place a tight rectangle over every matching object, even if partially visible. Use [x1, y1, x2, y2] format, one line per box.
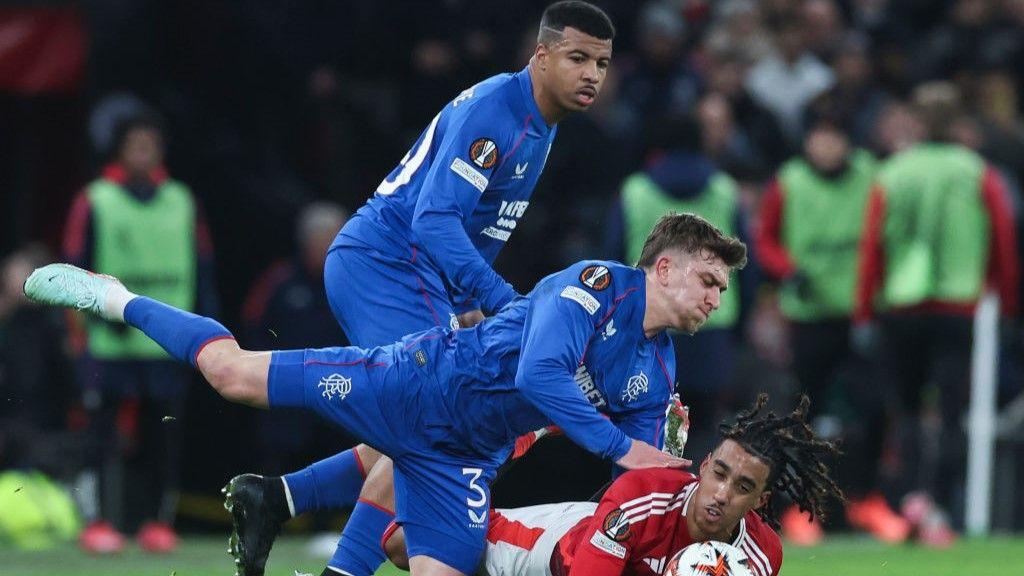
[870, 100, 926, 157]
[241, 201, 349, 476]
[88, 93, 153, 166]
[760, 0, 803, 20]
[0, 247, 81, 551]
[696, 92, 769, 180]
[613, 1, 703, 163]
[704, 46, 789, 169]
[821, 33, 892, 148]
[757, 117, 906, 545]
[402, 37, 463, 137]
[61, 113, 218, 553]
[911, 0, 1005, 83]
[963, 70, 1024, 185]
[706, 0, 774, 66]
[802, 0, 846, 60]
[605, 113, 757, 465]
[0, 244, 75, 475]
[746, 15, 835, 149]
[298, 65, 401, 207]
[854, 82, 1020, 545]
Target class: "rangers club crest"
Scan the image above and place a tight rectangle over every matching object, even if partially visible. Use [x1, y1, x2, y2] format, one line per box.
[621, 371, 649, 403]
[318, 373, 352, 401]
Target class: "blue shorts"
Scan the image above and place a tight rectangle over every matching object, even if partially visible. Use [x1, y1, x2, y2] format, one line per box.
[267, 344, 504, 574]
[324, 246, 457, 348]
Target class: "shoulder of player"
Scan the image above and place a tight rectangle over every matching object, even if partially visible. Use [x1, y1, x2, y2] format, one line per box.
[740, 510, 783, 576]
[571, 261, 642, 298]
[443, 73, 520, 129]
[606, 468, 696, 504]
[548, 261, 643, 318]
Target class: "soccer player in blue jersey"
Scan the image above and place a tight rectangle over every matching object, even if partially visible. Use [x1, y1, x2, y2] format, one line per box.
[234, 3, 618, 575]
[27, 213, 747, 576]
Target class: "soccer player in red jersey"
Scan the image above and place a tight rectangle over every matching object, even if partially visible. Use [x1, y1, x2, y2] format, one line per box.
[384, 394, 843, 576]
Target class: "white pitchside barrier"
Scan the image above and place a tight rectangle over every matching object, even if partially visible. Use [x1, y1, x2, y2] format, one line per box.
[966, 292, 999, 536]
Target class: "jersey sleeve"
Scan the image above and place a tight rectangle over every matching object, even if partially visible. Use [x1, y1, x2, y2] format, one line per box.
[854, 185, 886, 323]
[515, 276, 632, 462]
[567, 471, 653, 576]
[980, 165, 1020, 317]
[756, 179, 797, 280]
[411, 103, 518, 314]
[447, 281, 480, 316]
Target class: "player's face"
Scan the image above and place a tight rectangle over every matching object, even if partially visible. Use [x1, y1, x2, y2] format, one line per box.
[120, 128, 164, 177]
[691, 440, 771, 541]
[539, 27, 612, 110]
[656, 248, 729, 335]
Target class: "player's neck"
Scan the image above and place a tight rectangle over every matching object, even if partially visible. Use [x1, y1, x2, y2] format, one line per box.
[527, 61, 567, 126]
[642, 273, 666, 338]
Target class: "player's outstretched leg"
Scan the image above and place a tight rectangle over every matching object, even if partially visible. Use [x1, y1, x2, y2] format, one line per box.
[223, 474, 291, 576]
[24, 263, 268, 407]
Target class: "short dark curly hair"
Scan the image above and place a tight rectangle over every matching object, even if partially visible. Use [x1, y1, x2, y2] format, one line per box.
[538, 1, 615, 44]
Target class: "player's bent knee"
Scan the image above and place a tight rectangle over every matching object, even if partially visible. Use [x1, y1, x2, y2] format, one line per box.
[355, 444, 384, 472]
[203, 353, 264, 407]
[360, 457, 395, 507]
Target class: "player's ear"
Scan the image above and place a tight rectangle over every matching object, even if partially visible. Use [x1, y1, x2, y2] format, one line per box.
[698, 454, 711, 474]
[656, 254, 673, 285]
[534, 42, 549, 69]
[755, 490, 770, 511]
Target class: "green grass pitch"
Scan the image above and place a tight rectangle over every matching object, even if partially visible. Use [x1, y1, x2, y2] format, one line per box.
[1, 535, 1022, 575]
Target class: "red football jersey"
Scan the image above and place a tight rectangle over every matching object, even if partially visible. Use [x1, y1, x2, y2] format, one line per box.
[552, 469, 782, 576]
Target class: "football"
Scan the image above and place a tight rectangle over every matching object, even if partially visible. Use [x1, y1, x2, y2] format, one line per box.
[664, 541, 753, 576]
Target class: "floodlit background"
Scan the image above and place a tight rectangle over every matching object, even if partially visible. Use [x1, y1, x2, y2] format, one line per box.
[1, 0, 1023, 573]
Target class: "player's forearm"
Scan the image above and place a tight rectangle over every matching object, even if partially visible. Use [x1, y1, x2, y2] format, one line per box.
[413, 209, 516, 312]
[516, 367, 631, 461]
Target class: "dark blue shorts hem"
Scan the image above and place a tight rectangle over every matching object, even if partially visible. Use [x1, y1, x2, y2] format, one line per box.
[403, 520, 485, 574]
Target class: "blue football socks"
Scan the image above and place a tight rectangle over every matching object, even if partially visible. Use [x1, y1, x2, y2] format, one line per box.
[327, 499, 395, 576]
[123, 297, 233, 366]
[282, 449, 366, 516]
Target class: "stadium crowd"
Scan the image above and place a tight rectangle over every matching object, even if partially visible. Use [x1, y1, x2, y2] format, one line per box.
[2, 0, 1024, 558]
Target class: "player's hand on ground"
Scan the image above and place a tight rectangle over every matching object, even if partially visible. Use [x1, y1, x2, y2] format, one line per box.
[458, 309, 486, 328]
[616, 439, 691, 470]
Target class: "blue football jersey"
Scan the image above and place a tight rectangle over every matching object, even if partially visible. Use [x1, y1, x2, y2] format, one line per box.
[402, 260, 676, 463]
[335, 67, 558, 314]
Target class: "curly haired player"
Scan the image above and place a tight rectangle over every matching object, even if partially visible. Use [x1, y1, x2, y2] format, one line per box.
[383, 394, 844, 576]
